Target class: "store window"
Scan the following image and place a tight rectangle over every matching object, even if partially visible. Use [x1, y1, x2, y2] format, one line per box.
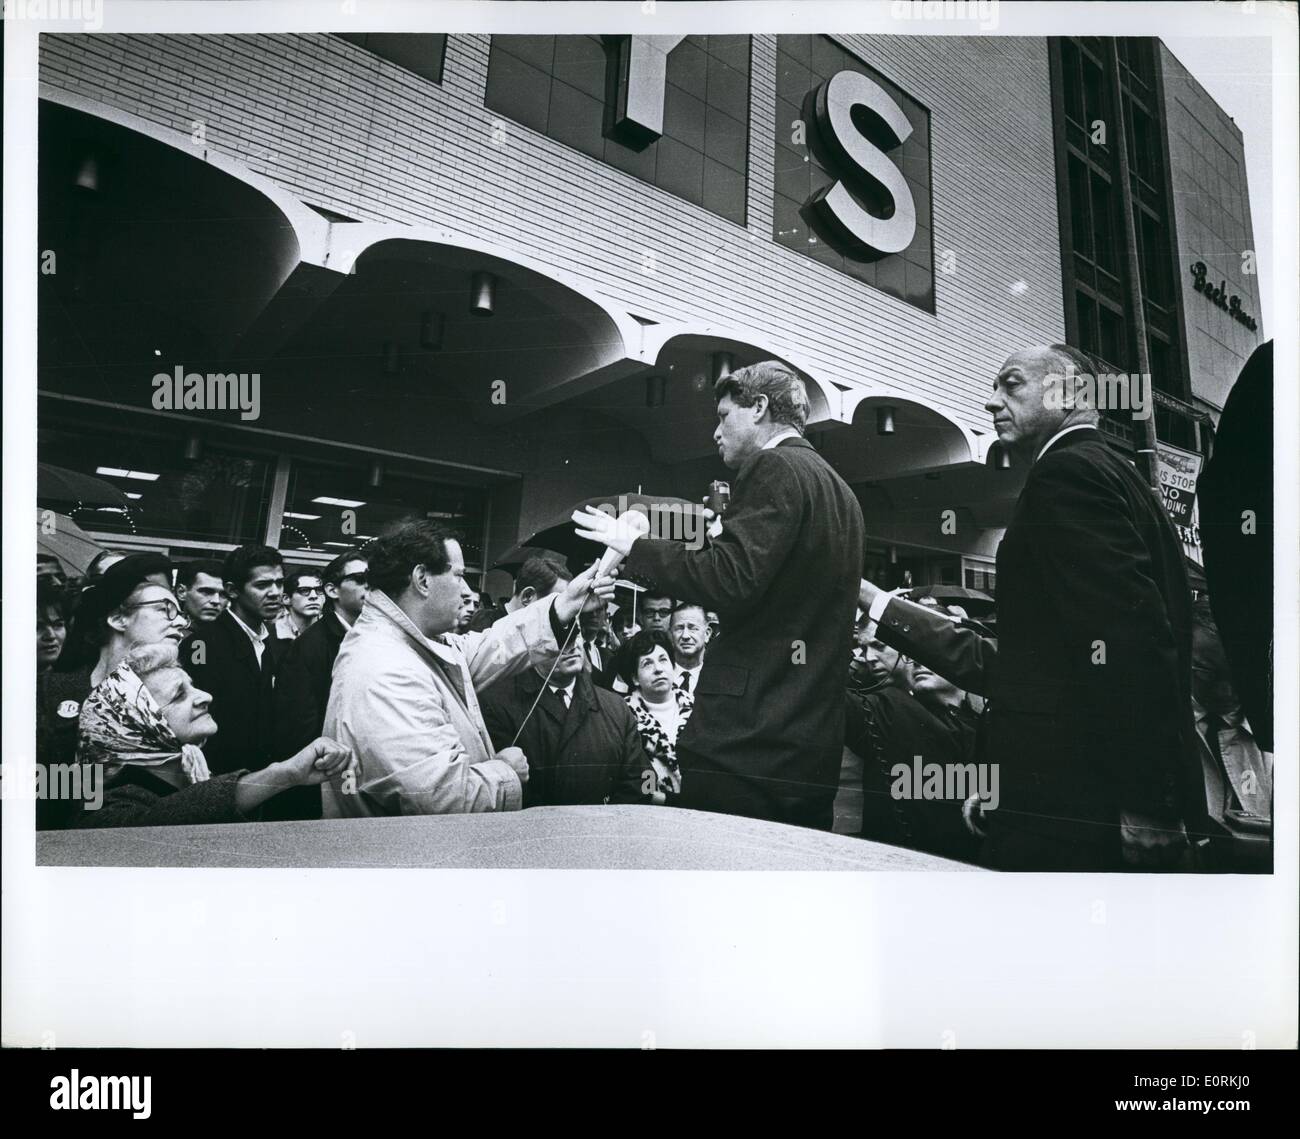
[277, 459, 487, 569]
[485, 35, 750, 226]
[38, 411, 273, 546]
[335, 33, 447, 84]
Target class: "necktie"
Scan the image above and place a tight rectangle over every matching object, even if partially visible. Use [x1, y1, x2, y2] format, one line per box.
[675, 671, 690, 694]
[551, 686, 571, 710]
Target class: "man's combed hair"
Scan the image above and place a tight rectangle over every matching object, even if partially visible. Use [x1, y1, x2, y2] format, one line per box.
[614, 629, 674, 687]
[1047, 343, 1101, 379]
[177, 559, 224, 590]
[713, 359, 810, 433]
[367, 520, 457, 597]
[223, 544, 282, 591]
[322, 548, 365, 587]
[514, 554, 571, 599]
[284, 566, 323, 594]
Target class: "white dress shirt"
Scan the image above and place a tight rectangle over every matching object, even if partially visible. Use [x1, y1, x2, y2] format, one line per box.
[674, 663, 703, 695]
[762, 427, 803, 450]
[228, 607, 270, 666]
[1036, 422, 1097, 462]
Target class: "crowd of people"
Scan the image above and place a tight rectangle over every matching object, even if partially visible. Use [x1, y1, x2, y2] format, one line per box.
[33, 532, 726, 831]
[31, 346, 1273, 872]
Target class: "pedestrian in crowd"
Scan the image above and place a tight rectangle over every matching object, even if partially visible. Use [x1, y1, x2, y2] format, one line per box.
[71, 642, 353, 829]
[638, 592, 674, 636]
[615, 629, 693, 806]
[37, 554, 66, 584]
[610, 603, 640, 644]
[36, 553, 183, 828]
[469, 554, 572, 632]
[480, 618, 650, 807]
[176, 559, 227, 627]
[37, 576, 70, 673]
[577, 591, 617, 689]
[273, 548, 369, 771]
[276, 567, 324, 639]
[576, 360, 866, 830]
[320, 520, 615, 818]
[704, 610, 721, 642]
[859, 344, 1197, 871]
[179, 544, 285, 779]
[668, 601, 710, 696]
[455, 588, 481, 634]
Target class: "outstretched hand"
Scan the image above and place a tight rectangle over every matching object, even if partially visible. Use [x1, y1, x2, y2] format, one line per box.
[554, 560, 618, 624]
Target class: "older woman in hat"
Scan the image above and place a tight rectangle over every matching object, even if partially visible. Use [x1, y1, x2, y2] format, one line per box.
[71, 642, 353, 828]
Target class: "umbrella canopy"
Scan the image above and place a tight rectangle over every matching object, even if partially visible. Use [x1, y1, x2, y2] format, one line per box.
[489, 545, 570, 575]
[518, 492, 705, 572]
[37, 463, 129, 510]
[36, 509, 106, 575]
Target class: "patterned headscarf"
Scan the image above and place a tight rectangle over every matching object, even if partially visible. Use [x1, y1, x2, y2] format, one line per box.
[76, 660, 210, 784]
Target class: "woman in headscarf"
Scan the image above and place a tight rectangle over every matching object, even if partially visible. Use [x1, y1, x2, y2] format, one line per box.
[71, 642, 353, 828]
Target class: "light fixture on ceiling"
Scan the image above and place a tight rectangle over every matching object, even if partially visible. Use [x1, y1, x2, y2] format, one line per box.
[470, 272, 496, 317]
[992, 442, 1013, 470]
[312, 495, 366, 508]
[711, 351, 735, 384]
[876, 406, 896, 436]
[74, 154, 100, 192]
[646, 374, 666, 408]
[282, 511, 322, 521]
[420, 310, 445, 350]
[184, 433, 203, 461]
[369, 460, 385, 489]
[95, 467, 160, 481]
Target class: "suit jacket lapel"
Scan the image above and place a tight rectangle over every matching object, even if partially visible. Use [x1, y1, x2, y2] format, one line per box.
[557, 675, 597, 753]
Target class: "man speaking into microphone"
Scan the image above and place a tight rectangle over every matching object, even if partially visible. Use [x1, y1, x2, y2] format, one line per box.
[574, 361, 865, 829]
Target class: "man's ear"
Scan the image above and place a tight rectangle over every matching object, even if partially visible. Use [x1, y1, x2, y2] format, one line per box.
[324, 582, 341, 602]
[518, 586, 536, 606]
[751, 394, 770, 423]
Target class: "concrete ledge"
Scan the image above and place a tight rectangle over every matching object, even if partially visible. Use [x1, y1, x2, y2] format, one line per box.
[37, 805, 981, 871]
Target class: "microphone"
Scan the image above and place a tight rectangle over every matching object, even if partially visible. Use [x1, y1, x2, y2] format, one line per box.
[596, 510, 651, 576]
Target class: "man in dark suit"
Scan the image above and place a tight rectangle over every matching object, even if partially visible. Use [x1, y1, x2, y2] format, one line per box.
[858, 344, 1196, 871]
[180, 544, 285, 778]
[574, 360, 866, 829]
[480, 631, 651, 807]
[273, 548, 369, 762]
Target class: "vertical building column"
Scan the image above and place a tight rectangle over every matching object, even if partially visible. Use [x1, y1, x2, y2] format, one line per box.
[1106, 38, 1159, 489]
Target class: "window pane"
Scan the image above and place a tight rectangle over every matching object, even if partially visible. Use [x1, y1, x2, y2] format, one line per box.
[1068, 154, 1092, 258]
[278, 460, 488, 568]
[38, 411, 272, 545]
[1090, 170, 1118, 274]
[336, 33, 447, 84]
[1075, 292, 1099, 357]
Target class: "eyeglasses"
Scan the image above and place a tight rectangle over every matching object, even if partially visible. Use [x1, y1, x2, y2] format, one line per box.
[340, 573, 368, 586]
[123, 599, 185, 622]
[293, 585, 324, 596]
[643, 607, 673, 618]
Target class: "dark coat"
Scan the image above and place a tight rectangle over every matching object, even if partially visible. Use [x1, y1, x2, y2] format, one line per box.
[1198, 340, 1272, 751]
[623, 436, 866, 829]
[876, 428, 1195, 866]
[273, 609, 349, 760]
[36, 665, 95, 829]
[67, 767, 253, 829]
[179, 611, 283, 776]
[480, 669, 651, 807]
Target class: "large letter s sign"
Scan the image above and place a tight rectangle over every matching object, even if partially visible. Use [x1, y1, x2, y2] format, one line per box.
[807, 70, 917, 259]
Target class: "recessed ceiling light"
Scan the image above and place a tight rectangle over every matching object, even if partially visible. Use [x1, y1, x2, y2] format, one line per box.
[312, 496, 366, 508]
[95, 467, 159, 481]
[282, 511, 322, 521]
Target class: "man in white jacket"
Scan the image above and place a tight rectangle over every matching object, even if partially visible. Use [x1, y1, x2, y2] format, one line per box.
[321, 521, 613, 817]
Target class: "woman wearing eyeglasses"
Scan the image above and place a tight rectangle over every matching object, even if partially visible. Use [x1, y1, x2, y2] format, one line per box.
[71, 641, 354, 829]
[38, 553, 189, 828]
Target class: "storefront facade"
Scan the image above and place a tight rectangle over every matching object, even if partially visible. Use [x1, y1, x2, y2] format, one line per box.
[36, 32, 1262, 592]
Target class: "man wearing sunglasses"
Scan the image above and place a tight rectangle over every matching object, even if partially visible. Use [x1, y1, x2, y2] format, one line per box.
[273, 550, 369, 778]
[275, 568, 325, 640]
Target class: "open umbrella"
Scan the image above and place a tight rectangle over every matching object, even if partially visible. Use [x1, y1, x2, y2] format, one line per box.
[517, 492, 706, 572]
[37, 463, 129, 510]
[36, 509, 106, 575]
[489, 545, 570, 575]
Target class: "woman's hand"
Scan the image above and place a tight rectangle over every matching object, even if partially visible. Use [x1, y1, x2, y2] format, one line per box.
[279, 737, 355, 787]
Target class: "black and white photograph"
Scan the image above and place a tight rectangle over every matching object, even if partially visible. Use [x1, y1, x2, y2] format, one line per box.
[3, 0, 1296, 1076]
